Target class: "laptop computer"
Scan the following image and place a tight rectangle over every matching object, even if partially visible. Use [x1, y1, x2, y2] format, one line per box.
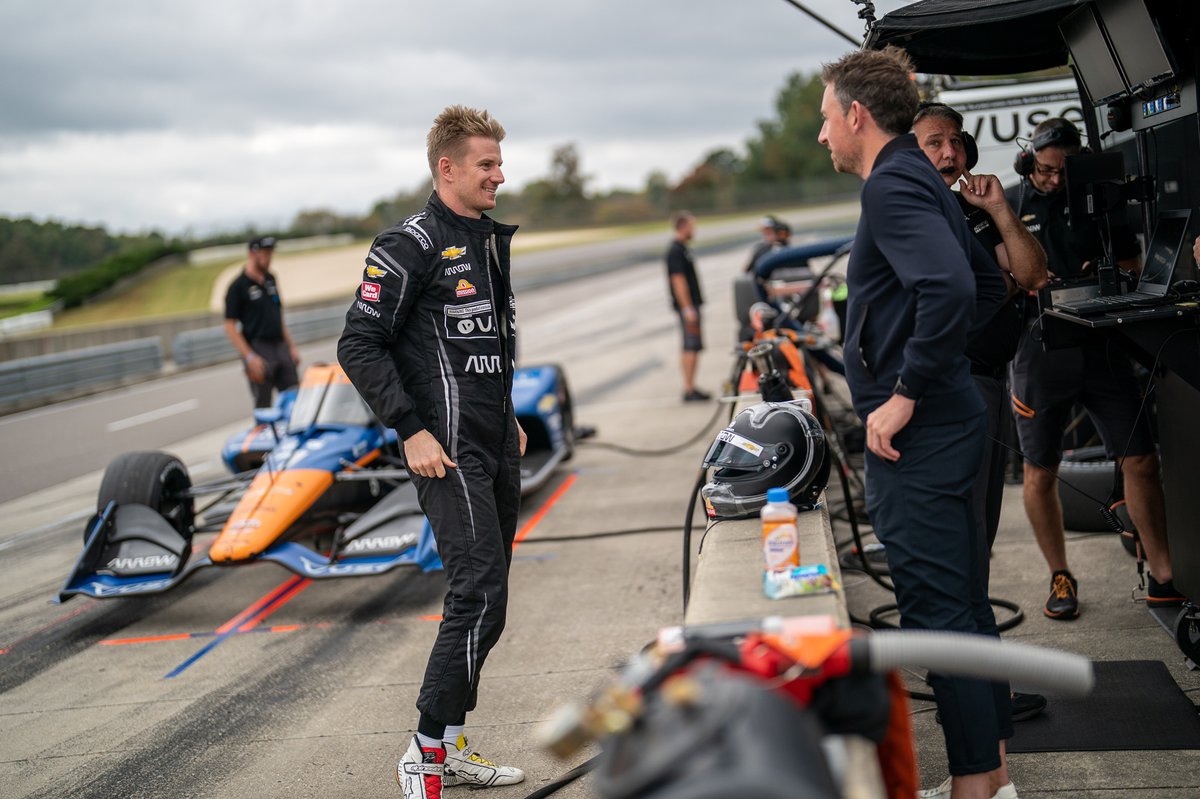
[1055, 208, 1192, 315]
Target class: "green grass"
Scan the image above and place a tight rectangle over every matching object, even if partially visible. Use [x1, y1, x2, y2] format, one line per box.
[0, 293, 55, 320]
[52, 259, 239, 329]
[43, 201, 856, 329]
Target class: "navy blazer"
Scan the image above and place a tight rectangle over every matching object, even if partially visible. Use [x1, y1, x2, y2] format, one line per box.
[843, 134, 1007, 424]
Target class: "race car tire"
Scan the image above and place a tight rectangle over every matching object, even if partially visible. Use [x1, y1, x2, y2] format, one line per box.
[1058, 446, 1118, 533]
[733, 274, 758, 328]
[95, 451, 194, 544]
[551, 364, 576, 462]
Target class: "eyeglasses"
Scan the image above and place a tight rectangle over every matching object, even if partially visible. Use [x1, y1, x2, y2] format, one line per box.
[1033, 160, 1064, 178]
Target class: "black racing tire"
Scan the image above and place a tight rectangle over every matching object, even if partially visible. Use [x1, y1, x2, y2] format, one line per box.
[1175, 607, 1200, 664]
[95, 451, 194, 543]
[551, 364, 576, 462]
[1057, 446, 1118, 533]
[733, 274, 758, 327]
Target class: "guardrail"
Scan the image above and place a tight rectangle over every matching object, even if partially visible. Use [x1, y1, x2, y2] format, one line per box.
[172, 305, 348, 368]
[0, 338, 163, 407]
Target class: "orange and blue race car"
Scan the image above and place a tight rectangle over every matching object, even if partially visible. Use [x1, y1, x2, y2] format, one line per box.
[57, 361, 578, 602]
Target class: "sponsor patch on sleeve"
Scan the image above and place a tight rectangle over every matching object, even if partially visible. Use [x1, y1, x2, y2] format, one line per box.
[365, 265, 387, 278]
[440, 245, 466, 260]
[361, 282, 381, 302]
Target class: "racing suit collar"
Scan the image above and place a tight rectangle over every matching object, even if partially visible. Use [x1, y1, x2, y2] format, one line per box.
[427, 191, 517, 237]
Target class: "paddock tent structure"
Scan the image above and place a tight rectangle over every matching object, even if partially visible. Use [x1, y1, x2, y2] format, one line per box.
[864, 0, 1086, 76]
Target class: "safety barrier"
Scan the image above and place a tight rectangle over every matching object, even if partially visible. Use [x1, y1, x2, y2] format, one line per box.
[0, 337, 163, 407]
[172, 304, 348, 368]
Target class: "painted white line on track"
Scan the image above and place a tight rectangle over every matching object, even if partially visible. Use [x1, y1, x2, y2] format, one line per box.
[106, 399, 200, 433]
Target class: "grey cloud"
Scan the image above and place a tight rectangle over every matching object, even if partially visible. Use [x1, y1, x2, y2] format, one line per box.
[1, 0, 877, 138]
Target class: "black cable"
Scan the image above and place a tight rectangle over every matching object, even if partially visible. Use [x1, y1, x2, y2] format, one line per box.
[681, 466, 708, 611]
[778, 0, 861, 46]
[581, 398, 727, 457]
[583, 352, 746, 459]
[518, 756, 598, 799]
[988, 435, 1125, 535]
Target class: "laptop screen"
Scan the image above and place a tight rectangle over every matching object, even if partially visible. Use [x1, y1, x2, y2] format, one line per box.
[1138, 209, 1192, 296]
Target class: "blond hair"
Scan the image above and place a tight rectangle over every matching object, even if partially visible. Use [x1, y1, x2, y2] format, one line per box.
[426, 105, 506, 181]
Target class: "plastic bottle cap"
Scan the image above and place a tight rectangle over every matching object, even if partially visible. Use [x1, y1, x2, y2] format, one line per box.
[766, 487, 789, 503]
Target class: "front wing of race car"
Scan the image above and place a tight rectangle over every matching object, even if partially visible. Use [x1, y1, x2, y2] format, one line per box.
[56, 480, 444, 602]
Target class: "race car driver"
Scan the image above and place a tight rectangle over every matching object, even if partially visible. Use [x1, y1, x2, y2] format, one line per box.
[337, 105, 527, 799]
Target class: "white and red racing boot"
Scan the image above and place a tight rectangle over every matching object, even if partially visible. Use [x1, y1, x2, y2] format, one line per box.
[397, 736, 444, 799]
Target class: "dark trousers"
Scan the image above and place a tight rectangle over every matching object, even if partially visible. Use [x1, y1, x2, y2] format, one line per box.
[865, 413, 1013, 775]
[246, 338, 299, 408]
[411, 434, 521, 726]
[971, 374, 1010, 577]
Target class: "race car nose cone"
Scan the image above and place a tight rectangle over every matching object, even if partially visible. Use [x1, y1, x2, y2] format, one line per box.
[210, 469, 334, 562]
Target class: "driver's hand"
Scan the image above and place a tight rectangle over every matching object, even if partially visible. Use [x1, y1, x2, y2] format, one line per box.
[403, 430, 457, 478]
[517, 421, 527, 456]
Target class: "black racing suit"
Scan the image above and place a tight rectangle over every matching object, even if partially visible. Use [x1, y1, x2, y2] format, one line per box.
[338, 191, 520, 726]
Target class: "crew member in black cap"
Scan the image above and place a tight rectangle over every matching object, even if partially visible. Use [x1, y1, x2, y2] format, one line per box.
[223, 236, 300, 408]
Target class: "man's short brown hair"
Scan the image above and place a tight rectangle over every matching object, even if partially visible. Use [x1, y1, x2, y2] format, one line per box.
[426, 105, 506, 181]
[671, 210, 694, 231]
[821, 46, 919, 137]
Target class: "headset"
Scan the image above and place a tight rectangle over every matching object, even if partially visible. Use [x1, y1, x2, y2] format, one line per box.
[1013, 120, 1084, 177]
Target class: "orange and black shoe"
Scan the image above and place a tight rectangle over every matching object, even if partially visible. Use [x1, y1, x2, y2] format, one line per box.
[1044, 570, 1079, 620]
[397, 736, 444, 799]
[1147, 575, 1186, 608]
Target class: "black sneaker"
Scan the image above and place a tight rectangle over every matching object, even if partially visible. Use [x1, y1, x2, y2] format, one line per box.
[1147, 574, 1186, 608]
[1011, 691, 1047, 721]
[682, 388, 712, 402]
[1044, 570, 1079, 620]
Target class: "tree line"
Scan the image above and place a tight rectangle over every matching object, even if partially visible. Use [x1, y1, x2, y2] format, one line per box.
[1, 71, 856, 287]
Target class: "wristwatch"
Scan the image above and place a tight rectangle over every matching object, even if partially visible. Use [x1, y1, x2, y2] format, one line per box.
[893, 376, 918, 400]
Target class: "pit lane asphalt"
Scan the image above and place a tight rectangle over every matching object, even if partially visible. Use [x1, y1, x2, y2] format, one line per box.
[0, 240, 751, 798]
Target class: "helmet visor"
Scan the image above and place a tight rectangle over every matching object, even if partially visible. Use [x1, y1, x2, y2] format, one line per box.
[703, 429, 768, 470]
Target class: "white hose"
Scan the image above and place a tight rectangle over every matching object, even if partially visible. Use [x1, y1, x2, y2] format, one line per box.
[865, 631, 1094, 697]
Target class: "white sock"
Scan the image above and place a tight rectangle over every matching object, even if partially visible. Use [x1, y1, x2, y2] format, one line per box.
[415, 732, 442, 750]
[442, 725, 465, 749]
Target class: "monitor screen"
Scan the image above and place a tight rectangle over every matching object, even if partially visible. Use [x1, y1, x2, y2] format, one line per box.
[1060, 6, 1128, 105]
[1096, 0, 1174, 94]
[1138, 209, 1191, 292]
[1064, 150, 1126, 226]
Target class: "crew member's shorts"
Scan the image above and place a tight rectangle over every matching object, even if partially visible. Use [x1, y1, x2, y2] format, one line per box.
[247, 338, 300, 408]
[1009, 332, 1154, 468]
[676, 310, 703, 353]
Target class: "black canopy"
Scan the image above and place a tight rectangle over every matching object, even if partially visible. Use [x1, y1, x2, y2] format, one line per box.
[865, 0, 1085, 76]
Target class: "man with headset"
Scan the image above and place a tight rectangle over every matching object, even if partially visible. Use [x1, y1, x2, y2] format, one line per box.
[1004, 117, 1181, 620]
[913, 102, 1050, 734]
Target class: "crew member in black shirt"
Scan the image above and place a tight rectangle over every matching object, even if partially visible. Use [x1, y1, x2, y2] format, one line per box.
[665, 211, 710, 401]
[223, 236, 300, 409]
[1004, 118, 1181, 619]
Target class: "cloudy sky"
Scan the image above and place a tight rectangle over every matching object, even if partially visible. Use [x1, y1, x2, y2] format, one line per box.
[0, 0, 909, 235]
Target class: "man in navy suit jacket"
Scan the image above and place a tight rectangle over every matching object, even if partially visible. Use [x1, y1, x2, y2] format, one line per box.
[818, 46, 1012, 799]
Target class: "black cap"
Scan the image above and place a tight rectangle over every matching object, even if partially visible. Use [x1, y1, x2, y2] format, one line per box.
[249, 236, 277, 251]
